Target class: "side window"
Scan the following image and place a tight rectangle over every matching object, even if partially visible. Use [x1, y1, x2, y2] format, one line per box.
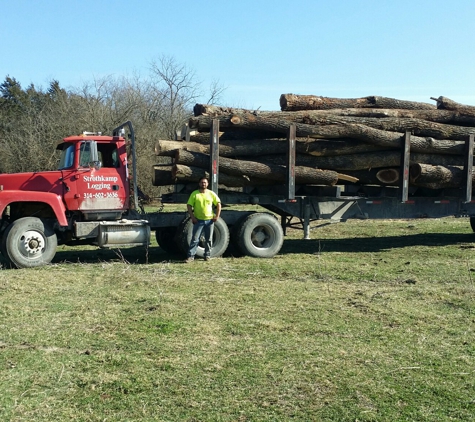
[58, 143, 75, 169]
[79, 142, 94, 167]
[79, 142, 118, 168]
[98, 144, 119, 168]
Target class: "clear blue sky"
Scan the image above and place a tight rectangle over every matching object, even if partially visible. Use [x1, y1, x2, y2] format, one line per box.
[2, 0, 475, 111]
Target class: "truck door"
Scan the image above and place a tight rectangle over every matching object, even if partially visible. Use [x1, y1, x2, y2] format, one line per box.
[74, 141, 129, 212]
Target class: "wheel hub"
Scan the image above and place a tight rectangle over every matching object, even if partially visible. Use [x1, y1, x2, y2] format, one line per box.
[252, 228, 268, 246]
[20, 230, 45, 256]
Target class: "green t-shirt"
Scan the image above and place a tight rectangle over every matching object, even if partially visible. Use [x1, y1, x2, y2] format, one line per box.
[187, 189, 221, 220]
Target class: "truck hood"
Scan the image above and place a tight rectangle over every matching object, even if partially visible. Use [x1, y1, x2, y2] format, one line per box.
[0, 171, 64, 195]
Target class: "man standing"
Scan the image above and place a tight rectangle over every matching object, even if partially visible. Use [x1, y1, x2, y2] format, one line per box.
[185, 177, 221, 262]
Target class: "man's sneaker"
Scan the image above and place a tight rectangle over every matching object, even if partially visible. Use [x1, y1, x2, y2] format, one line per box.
[204, 256, 210, 262]
[185, 257, 194, 263]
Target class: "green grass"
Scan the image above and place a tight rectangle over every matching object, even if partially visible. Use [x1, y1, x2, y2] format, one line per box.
[1, 217, 475, 421]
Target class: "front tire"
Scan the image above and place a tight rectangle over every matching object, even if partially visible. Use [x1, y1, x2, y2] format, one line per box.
[3, 217, 57, 268]
[236, 212, 284, 258]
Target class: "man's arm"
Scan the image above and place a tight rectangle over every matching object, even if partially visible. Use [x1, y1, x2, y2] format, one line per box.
[187, 204, 197, 224]
[213, 202, 222, 222]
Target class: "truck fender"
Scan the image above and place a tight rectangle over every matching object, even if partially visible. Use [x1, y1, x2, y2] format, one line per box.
[0, 190, 69, 226]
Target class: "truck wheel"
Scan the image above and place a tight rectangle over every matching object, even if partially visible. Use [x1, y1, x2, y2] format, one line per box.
[236, 212, 284, 258]
[3, 217, 57, 268]
[180, 217, 230, 258]
[0, 233, 12, 266]
[155, 227, 181, 254]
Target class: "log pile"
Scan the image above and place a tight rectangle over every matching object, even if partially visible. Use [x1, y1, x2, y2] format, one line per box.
[153, 94, 475, 191]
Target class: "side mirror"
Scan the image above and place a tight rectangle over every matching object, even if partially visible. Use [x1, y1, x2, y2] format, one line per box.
[91, 160, 102, 171]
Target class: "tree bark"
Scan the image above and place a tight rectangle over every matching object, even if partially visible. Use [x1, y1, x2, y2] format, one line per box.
[193, 106, 475, 136]
[189, 129, 284, 143]
[291, 107, 475, 126]
[189, 114, 465, 155]
[298, 115, 475, 141]
[152, 165, 175, 186]
[193, 104, 263, 116]
[280, 94, 436, 111]
[174, 149, 340, 185]
[173, 164, 273, 187]
[251, 151, 465, 170]
[432, 96, 475, 117]
[409, 163, 474, 189]
[155, 138, 386, 159]
[340, 168, 399, 185]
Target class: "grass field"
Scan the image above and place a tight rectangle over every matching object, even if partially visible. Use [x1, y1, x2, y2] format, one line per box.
[1, 217, 475, 421]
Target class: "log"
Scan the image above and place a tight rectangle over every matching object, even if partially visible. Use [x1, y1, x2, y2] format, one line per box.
[339, 168, 399, 185]
[409, 163, 474, 189]
[189, 114, 465, 155]
[298, 115, 475, 141]
[156, 138, 385, 159]
[376, 168, 400, 184]
[193, 104, 264, 117]
[193, 107, 475, 138]
[189, 129, 284, 143]
[280, 94, 436, 111]
[248, 151, 465, 170]
[432, 96, 475, 117]
[155, 140, 208, 156]
[292, 108, 475, 126]
[152, 165, 175, 186]
[173, 164, 273, 187]
[194, 103, 475, 126]
[174, 149, 340, 185]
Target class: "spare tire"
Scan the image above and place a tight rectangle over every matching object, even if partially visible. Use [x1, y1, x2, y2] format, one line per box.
[236, 212, 284, 258]
[180, 217, 230, 258]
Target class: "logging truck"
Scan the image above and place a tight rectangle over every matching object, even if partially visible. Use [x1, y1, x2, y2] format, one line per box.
[1, 120, 475, 269]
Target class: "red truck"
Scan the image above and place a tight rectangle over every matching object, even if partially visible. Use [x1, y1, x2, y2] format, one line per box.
[1, 121, 475, 269]
[0, 122, 286, 268]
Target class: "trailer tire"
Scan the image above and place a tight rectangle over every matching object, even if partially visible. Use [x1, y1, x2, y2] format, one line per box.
[236, 212, 284, 258]
[155, 227, 182, 254]
[180, 217, 230, 258]
[470, 217, 475, 232]
[3, 217, 57, 268]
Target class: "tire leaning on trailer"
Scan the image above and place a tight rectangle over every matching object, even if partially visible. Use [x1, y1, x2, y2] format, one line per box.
[236, 212, 284, 258]
[3, 217, 57, 268]
[179, 216, 230, 258]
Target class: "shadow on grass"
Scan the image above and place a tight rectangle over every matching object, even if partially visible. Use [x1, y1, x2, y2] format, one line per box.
[49, 231, 475, 266]
[281, 232, 475, 254]
[53, 246, 180, 265]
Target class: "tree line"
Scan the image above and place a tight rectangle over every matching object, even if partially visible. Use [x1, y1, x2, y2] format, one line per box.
[0, 56, 225, 197]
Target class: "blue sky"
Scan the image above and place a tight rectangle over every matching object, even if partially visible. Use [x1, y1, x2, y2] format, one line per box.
[2, 0, 475, 111]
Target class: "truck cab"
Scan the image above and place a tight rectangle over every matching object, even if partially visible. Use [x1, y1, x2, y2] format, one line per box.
[56, 133, 129, 220]
[0, 123, 150, 269]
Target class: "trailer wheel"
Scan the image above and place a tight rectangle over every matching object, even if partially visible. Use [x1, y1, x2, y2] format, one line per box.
[155, 227, 181, 254]
[236, 212, 284, 258]
[3, 217, 57, 268]
[180, 217, 230, 258]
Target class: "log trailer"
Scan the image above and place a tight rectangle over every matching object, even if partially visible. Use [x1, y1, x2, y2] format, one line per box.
[1, 121, 475, 269]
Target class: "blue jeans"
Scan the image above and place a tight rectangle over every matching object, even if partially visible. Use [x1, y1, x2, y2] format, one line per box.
[188, 219, 214, 258]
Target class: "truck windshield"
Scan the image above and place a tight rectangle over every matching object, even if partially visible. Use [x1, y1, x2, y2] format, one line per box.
[58, 143, 75, 169]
